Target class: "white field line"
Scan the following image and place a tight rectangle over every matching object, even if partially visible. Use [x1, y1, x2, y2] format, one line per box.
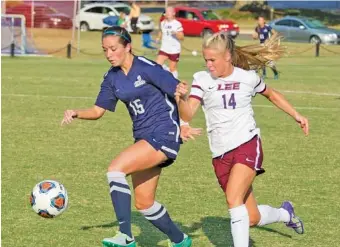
[2, 93, 94, 100]
[281, 90, 340, 97]
[2, 92, 339, 111]
[3, 89, 340, 98]
[252, 104, 339, 111]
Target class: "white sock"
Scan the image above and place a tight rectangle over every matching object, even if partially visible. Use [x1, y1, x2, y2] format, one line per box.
[171, 70, 178, 79]
[257, 205, 290, 226]
[162, 64, 169, 71]
[229, 204, 249, 247]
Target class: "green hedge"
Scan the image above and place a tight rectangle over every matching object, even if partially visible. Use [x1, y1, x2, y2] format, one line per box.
[217, 9, 256, 20]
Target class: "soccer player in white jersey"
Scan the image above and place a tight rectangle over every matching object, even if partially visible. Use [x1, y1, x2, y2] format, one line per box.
[176, 32, 309, 247]
[156, 7, 184, 79]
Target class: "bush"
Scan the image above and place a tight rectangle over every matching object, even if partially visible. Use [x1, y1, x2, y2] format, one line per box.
[217, 9, 256, 21]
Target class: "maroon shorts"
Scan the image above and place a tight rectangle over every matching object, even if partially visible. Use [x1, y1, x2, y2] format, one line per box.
[158, 50, 180, 62]
[212, 135, 265, 191]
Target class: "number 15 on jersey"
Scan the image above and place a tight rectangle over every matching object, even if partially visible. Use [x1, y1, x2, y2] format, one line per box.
[129, 99, 145, 115]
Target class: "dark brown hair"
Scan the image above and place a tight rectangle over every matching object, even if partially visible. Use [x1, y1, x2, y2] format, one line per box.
[102, 26, 132, 47]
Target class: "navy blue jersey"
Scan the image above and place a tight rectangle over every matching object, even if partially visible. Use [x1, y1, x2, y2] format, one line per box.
[95, 56, 180, 142]
[255, 24, 272, 43]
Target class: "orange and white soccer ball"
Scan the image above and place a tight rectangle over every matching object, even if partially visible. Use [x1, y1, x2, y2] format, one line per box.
[30, 180, 68, 218]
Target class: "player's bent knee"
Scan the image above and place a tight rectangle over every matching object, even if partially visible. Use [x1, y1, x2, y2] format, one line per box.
[226, 195, 244, 208]
[249, 214, 261, 226]
[107, 162, 124, 173]
[134, 200, 154, 211]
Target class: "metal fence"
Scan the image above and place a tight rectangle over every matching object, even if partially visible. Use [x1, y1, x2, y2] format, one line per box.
[2, 0, 76, 56]
[1, 0, 339, 58]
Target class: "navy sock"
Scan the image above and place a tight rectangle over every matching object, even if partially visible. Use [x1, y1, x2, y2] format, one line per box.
[139, 201, 184, 243]
[107, 171, 132, 238]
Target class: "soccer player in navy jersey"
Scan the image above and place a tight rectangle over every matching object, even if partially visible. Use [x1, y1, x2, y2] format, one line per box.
[61, 26, 192, 247]
[253, 16, 279, 80]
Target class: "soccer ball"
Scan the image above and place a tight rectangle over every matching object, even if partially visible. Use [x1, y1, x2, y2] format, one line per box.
[30, 180, 68, 218]
[192, 50, 198, 56]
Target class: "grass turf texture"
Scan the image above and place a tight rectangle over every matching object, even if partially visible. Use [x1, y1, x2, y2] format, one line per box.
[2, 37, 340, 246]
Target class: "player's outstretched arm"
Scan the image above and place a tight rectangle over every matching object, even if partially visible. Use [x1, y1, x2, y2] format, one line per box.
[155, 24, 162, 43]
[61, 105, 106, 126]
[260, 86, 309, 136]
[175, 82, 201, 122]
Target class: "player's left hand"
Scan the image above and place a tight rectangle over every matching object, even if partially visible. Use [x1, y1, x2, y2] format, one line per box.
[295, 113, 309, 136]
[180, 125, 202, 142]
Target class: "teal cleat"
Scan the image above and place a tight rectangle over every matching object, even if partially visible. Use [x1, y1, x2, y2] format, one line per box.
[168, 234, 192, 247]
[274, 74, 279, 80]
[102, 232, 136, 247]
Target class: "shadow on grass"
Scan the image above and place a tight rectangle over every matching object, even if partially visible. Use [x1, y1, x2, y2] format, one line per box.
[80, 212, 201, 247]
[81, 214, 291, 246]
[201, 216, 255, 247]
[255, 226, 292, 239]
[202, 216, 292, 246]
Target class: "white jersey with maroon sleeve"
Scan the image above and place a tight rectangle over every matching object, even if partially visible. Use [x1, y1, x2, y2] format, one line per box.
[160, 19, 183, 54]
[189, 67, 266, 158]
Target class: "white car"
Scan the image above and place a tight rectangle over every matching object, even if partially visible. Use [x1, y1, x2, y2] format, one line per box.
[75, 2, 155, 33]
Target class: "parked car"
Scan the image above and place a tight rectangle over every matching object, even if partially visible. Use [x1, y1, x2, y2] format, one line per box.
[75, 2, 155, 33]
[270, 16, 340, 44]
[5, 3, 72, 29]
[160, 6, 239, 38]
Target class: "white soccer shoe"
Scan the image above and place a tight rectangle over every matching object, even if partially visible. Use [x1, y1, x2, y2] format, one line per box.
[102, 231, 136, 247]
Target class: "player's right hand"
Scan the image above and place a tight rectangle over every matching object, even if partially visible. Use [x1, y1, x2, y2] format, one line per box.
[61, 110, 77, 126]
[180, 125, 202, 142]
[252, 32, 258, 39]
[175, 81, 189, 100]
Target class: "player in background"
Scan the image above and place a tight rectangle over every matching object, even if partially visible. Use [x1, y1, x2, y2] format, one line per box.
[156, 7, 184, 79]
[129, 1, 140, 33]
[61, 26, 192, 247]
[176, 32, 308, 247]
[252, 16, 279, 80]
[117, 11, 129, 29]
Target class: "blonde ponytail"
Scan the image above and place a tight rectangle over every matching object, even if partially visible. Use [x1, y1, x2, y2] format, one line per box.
[203, 32, 286, 70]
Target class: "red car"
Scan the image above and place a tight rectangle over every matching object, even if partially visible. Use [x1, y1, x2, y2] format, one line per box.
[6, 3, 72, 29]
[160, 6, 239, 38]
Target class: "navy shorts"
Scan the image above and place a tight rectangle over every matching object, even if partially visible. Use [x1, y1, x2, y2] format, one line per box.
[135, 134, 181, 168]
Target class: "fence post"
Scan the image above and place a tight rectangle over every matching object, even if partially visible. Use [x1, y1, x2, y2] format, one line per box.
[10, 42, 15, 57]
[315, 42, 320, 57]
[270, 7, 274, 20]
[67, 42, 72, 59]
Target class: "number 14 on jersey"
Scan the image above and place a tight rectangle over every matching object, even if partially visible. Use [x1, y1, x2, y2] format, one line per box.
[222, 93, 236, 109]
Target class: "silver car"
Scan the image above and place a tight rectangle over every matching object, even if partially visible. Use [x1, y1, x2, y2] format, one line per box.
[270, 16, 340, 44]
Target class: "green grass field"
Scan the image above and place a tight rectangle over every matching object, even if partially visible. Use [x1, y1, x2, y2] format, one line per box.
[2, 39, 340, 247]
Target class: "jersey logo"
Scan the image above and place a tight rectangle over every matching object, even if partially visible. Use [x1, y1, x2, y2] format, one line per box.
[217, 82, 240, 91]
[134, 75, 146, 88]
